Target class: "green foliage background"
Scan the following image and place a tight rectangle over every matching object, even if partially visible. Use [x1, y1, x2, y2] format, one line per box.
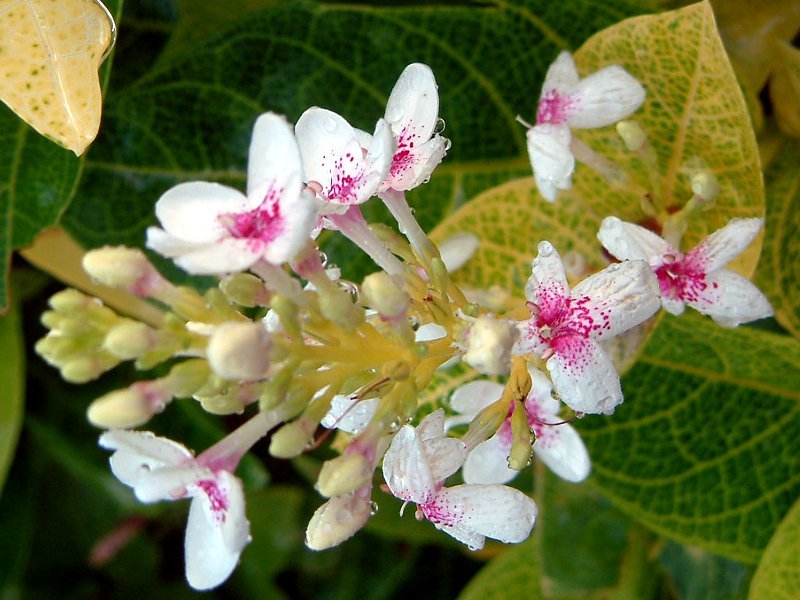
[0, 0, 797, 598]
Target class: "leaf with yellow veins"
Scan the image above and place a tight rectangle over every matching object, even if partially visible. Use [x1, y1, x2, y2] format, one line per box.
[771, 40, 800, 139]
[0, 0, 115, 155]
[748, 496, 800, 600]
[569, 0, 764, 277]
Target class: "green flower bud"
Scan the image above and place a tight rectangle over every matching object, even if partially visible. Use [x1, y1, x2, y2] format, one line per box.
[206, 322, 272, 381]
[316, 454, 373, 498]
[361, 272, 408, 318]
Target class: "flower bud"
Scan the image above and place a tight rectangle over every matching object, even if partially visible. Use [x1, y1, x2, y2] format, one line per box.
[318, 288, 362, 330]
[462, 315, 517, 376]
[269, 420, 312, 458]
[316, 454, 373, 498]
[691, 171, 720, 202]
[61, 354, 118, 384]
[49, 288, 89, 314]
[167, 359, 211, 397]
[616, 120, 647, 152]
[103, 321, 155, 360]
[508, 401, 533, 471]
[82, 246, 159, 292]
[220, 273, 271, 307]
[361, 272, 409, 318]
[206, 322, 272, 381]
[305, 491, 373, 551]
[87, 383, 168, 428]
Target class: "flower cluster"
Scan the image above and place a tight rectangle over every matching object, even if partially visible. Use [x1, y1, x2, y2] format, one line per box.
[35, 53, 772, 590]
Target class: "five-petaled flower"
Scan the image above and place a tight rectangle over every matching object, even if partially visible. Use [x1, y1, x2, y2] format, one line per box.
[382, 410, 538, 550]
[514, 241, 660, 415]
[100, 430, 250, 590]
[524, 51, 645, 202]
[598, 217, 773, 327]
[295, 107, 394, 211]
[146, 113, 317, 275]
[448, 366, 590, 484]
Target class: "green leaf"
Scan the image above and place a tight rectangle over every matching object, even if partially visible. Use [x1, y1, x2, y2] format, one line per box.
[0, 0, 123, 312]
[61, 0, 648, 279]
[0, 311, 23, 497]
[754, 138, 800, 338]
[457, 538, 541, 600]
[578, 313, 800, 564]
[658, 541, 751, 600]
[748, 496, 800, 600]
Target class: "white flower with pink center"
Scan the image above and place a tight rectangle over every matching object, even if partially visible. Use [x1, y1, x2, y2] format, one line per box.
[382, 410, 538, 551]
[146, 113, 317, 275]
[598, 216, 773, 327]
[448, 367, 590, 484]
[524, 51, 645, 202]
[373, 63, 449, 192]
[514, 241, 660, 415]
[99, 429, 250, 590]
[295, 107, 394, 212]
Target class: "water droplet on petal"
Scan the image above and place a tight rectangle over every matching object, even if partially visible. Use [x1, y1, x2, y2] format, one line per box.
[369, 501, 379, 515]
[434, 118, 446, 135]
[386, 105, 404, 123]
[323, 117, 339, 133]
[337, 280, 360, 302]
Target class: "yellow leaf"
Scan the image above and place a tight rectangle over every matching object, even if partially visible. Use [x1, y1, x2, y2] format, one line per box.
[770, 40, 800, 139]
[572, 0, 764, 276]
[0, 0, 115, 155]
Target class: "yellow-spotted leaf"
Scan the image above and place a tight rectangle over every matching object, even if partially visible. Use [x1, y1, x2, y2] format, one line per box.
[570, 0, 764, 276]
[771, 40, 800, 139]
[0, 0, 115, 155]
[748, 496, 800, 600]
[754, 138, 800, 338]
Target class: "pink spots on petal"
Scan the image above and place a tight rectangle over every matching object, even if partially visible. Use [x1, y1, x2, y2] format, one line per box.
[196, 479, 229, 524]
[536, 90, 576, 125]
[327, 152, 365, 204]
[421, 494, 463, 527]
[390, 126, 419, 178]
[524, 397, 559, 446]
[219, 185, 285, 247]
[655, 254, 709, 306]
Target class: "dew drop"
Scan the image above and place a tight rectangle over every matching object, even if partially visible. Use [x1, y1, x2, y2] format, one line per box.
[337, 280, 360, 302]
[369, 501, 379, 515]
[386, 105, 404, 123]
[434, 118, 446, 135]
[607, 263, 620, 272]
[323, 117, 339, 133]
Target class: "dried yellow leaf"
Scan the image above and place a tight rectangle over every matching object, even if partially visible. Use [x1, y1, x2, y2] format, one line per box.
[0, 0, 115, 155]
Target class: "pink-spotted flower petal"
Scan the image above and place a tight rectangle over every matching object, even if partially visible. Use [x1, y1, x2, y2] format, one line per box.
[598, 216, 773, 327]
[525, 51, 645, 202]
[296, 107, 393, 211]
[100, 430, 250, 590]
[514, 241, 660, 414]
[146, 113, 317, 275]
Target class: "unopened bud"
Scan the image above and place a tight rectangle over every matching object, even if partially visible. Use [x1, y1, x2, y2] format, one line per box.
[82, 246, 158, 292]
[167, 359, 211, 397]
[508, 401, 533, 471]
[316, 454, 373, 498]
[49, 289, 90, 314]
[61, 354, 118, 384]
[318, 288, 362, 330]
[305, 492, 372, 551]
[462, 315, 517, 376]
[104, 321, 155, 360]
[206, 322, 272, 381]
[220, 273, 270, 307]
[690, 171, 720, 202]
[361, 272, 409, 318]
[87, 383, 168, 428]
[269, 420, 312, 458]
[616, 120, 647, 152]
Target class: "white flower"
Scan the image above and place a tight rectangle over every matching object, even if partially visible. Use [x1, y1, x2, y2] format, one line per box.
[295, 107, 394, 211]
[99, 430, 250, 590]
[598, 217, 773, 327]
[462, 315, 517, 376]
[514, 241, 660, 414]
[146, 113, 317, 275]
[374, 63, 449, 192]
[449, 367, 590, 484]
[382, 410, 537, 550]
[525, 51, 645, 201]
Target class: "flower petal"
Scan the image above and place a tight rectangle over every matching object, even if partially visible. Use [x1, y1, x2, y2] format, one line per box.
[184, 472, 250, 590]
[134, 464, 211, 503]
[528, 240, 571, 315]
[100, 429, 192, 489]
[526, 124, 574, 202]
[685, 268, 773, 327]
[385, 63, 440, 141]
[449, 380, 504, 418]
[541, 51, 580, 96]
[439, 232, 479, 273]
[387, 134, 448, 191]
[533, 423, 590, 482]
[686, 218, 764, 273]
[320, 395, 379, 435]
[154, 182, 247, 242]
[526, 367, 558, 417]
[246, 112, 303, 199]
[463, 434, 516, 485]
[547, 337, 623, 414]
[169, 238, 263, 275]
[569, 259, 661, 341]
[567, 65, 645, 129]
[424, 484, 537, 545]
[261, 189, 319, 265]
[597, 216, 672, 264]
[382, 425, 434, 504]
